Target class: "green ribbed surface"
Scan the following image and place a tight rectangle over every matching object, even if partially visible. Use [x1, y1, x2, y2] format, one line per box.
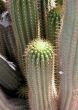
[48, 7, 63, 93]
[48, 5, 63, 45]
[10, 0, 37, 70]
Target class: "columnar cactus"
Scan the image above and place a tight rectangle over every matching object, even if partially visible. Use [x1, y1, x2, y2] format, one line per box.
[10, 0, 37, 70]
[60, 0, 78, 109]
[24, 39, 58, 110]
[48, 3, 64, 92]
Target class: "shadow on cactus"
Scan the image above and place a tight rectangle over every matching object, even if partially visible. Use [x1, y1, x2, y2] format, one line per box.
[0, 0, 5, 14]
[23, 39, 58, 110]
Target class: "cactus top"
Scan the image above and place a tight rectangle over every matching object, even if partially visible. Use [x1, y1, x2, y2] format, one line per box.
[25, 39, 54, 61]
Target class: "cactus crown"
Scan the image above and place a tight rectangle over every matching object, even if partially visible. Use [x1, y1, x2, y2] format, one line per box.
[25, 39, 54, 61]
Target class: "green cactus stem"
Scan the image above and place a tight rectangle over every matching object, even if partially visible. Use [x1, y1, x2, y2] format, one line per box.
[48, 5, 63, 45]
[47, 5, 64, 93]
[24, 39, 58, 110]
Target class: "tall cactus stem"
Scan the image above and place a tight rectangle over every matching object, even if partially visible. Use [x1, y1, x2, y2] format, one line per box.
[24, 39, 58, 110]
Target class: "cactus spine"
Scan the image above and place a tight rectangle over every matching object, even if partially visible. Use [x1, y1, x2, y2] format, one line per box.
[24, 39, 58, 110]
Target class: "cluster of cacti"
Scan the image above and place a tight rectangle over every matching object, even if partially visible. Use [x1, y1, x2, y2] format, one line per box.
[1, 0, 78, 110]
[24, 39, 58, 110]
[8, 0, 64, 109]
[9, 0, 63, 70]
[60, 0, 78, 109]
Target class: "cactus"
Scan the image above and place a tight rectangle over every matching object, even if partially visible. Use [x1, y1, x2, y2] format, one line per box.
[47, 4, 64, 93]
[10, 0, 37, 70]
[48, 5, 63, 45]
[24, 39, 58, 110]
[60, 0, 78, 109]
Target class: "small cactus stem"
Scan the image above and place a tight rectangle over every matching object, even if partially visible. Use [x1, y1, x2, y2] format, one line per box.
[47, 5, 64, 92]
[24, 39, 57, 110]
